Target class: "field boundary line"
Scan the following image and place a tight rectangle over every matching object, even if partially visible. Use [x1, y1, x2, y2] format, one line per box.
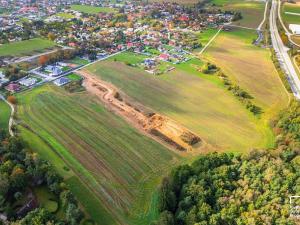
[199, 27, 223, 55]
[0, 95, 15, 136]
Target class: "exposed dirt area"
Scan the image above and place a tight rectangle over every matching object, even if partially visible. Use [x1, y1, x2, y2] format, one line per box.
[77, 70, 203, 152]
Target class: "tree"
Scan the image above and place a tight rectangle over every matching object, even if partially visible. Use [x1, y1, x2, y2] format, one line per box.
[38, 55, 49, 67]
[47, 32, 56, 41]
[7, 96, 17, 104]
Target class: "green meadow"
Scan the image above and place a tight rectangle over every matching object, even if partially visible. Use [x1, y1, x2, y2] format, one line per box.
[0, 100, 10, 132]
[70, 5, 117, 14]
[0, 38, 55, 57]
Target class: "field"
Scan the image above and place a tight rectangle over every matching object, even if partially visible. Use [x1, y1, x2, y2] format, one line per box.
[86, 51, 275, 152]
[16, 85, 181, 225]
[0, 100, 10, 132]
[149, 0, 201, 4]
[56, 12, 75, 19]
[210, 0, 265, 29]
[70, 5, 117, 14]
[282, 3, 300, 26]
[0, 38, 55, 57]
[204, 29, 288, 120]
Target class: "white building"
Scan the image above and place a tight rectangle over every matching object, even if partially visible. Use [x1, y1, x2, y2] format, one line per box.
[289, 24, 300, 35]
[19, 77, 37, 87]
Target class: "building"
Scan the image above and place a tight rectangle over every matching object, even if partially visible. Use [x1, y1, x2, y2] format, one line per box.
[44, 65, 62, 77]
[5, 83, 20, 92]
[53, 77, 70, 86]
[289, 24, 300, 35]
[19, 77, 37, 87]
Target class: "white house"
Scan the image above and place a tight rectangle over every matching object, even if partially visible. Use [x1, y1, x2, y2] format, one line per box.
[45, 65, 62, 77]
[289, 24, 300, 35]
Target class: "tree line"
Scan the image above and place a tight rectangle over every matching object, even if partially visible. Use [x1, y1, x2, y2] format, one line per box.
[153, 101, 300, 225]
[0, 130, 84, 225]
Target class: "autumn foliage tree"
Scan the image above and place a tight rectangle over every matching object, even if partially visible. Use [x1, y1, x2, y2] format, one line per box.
[7, 96, 17, 104]
[38, 55, 49, 67]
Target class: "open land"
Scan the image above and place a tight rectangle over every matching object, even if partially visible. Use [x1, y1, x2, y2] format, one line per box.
[70, 5, 117, 14]
[16, 85, 182, 225]
[84, 51, 275, 152]
[204, 28, 288, 133]
[0, 38, 55, 57]
[210, 0, 265, 28]
[0, 100, 11, 132]
[282, 3, 300, 26]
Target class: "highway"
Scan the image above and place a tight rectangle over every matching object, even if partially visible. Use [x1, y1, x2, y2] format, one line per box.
[270, 0, 300, 99]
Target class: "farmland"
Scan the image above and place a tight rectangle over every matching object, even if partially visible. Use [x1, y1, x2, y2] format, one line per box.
[281, 3, 300, 26]
[86, 52, 274, 152]
[16, 85, 181, 225]
[0, 100, 10, 132]
[211, 0, 266, 28]
[70, 5, 117, 14]
[0, 38, 55, 57]
[204, 29, 288, 125]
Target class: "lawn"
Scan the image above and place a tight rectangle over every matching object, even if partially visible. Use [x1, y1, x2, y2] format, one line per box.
[16, 85, 181, 225]
[282, 3, 300, 26]
[0, 100, 10, 132]
[70, 5, 117, 14]
[86, 52, 274, 153]
[56, 12, 75, 19]
[0, 38, 55, 57]
[66, 73, 82, 81]
[69, 57, 90, 65]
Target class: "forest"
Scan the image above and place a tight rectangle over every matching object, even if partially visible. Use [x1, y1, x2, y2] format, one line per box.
[0, 130, 84, 225]
[154, 101, 300, 225]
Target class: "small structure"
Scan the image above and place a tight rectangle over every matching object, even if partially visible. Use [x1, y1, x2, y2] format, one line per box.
[53, 77, 70, 86]
[19, 77, 37, 87]
[289, 24, 300, 35]
[5, 83, 20, 92]
[0, 72, 9, 87]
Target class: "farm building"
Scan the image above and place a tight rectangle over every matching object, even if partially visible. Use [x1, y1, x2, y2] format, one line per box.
[53, 77, 70, 86]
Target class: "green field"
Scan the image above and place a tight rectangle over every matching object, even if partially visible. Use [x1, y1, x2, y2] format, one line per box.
[70, 5, 117, 14]
[210, 0, 265, 28]
[66, 73, 82, 81]
[204, 29, 288, 110]
[282, 3, 300, 26]
[17, 85, 181, 224]
[86, 51, 274, 152]
[0, 100, 10, 132]
[56, 12, 75, 19]
[0, 38, 55, 57]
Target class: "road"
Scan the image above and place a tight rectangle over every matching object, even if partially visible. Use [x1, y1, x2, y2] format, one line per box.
[270, 0, 300, 99]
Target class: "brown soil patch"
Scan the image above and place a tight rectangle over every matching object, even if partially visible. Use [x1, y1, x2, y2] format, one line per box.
[77, 70, 203, 152]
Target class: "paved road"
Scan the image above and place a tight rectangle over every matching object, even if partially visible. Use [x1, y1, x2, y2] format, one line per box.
[270, 0, 300, 99]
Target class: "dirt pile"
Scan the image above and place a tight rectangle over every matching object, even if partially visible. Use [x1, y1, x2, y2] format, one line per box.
[77, 70, 202, 152]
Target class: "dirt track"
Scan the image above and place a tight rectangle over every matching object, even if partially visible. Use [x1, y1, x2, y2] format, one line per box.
[77, 70, 203, 153]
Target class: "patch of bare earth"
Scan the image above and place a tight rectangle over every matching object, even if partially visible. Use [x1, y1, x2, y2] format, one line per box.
[77, 70, 205, 153]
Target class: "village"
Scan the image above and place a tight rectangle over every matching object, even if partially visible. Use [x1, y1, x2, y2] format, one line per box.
[0, 0, 236, 94]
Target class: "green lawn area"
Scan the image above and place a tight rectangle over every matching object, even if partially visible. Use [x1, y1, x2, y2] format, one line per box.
[56, 12, 75, 19]
[86, 51, 274, 153]
[0, 100, 10, 132]
[66, 73, 82, 81]
[69, 57, 90, 65]
[70, 5, 117, 14]
[195, 28, 219, 50]
[282, 3, 300, 26]
[0, 38, 55, 57]
[16, 85, 181, 225]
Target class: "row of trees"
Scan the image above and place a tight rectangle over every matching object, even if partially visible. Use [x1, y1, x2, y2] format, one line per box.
[0, 131, 84, 224]
[153, 101, 300, 225]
